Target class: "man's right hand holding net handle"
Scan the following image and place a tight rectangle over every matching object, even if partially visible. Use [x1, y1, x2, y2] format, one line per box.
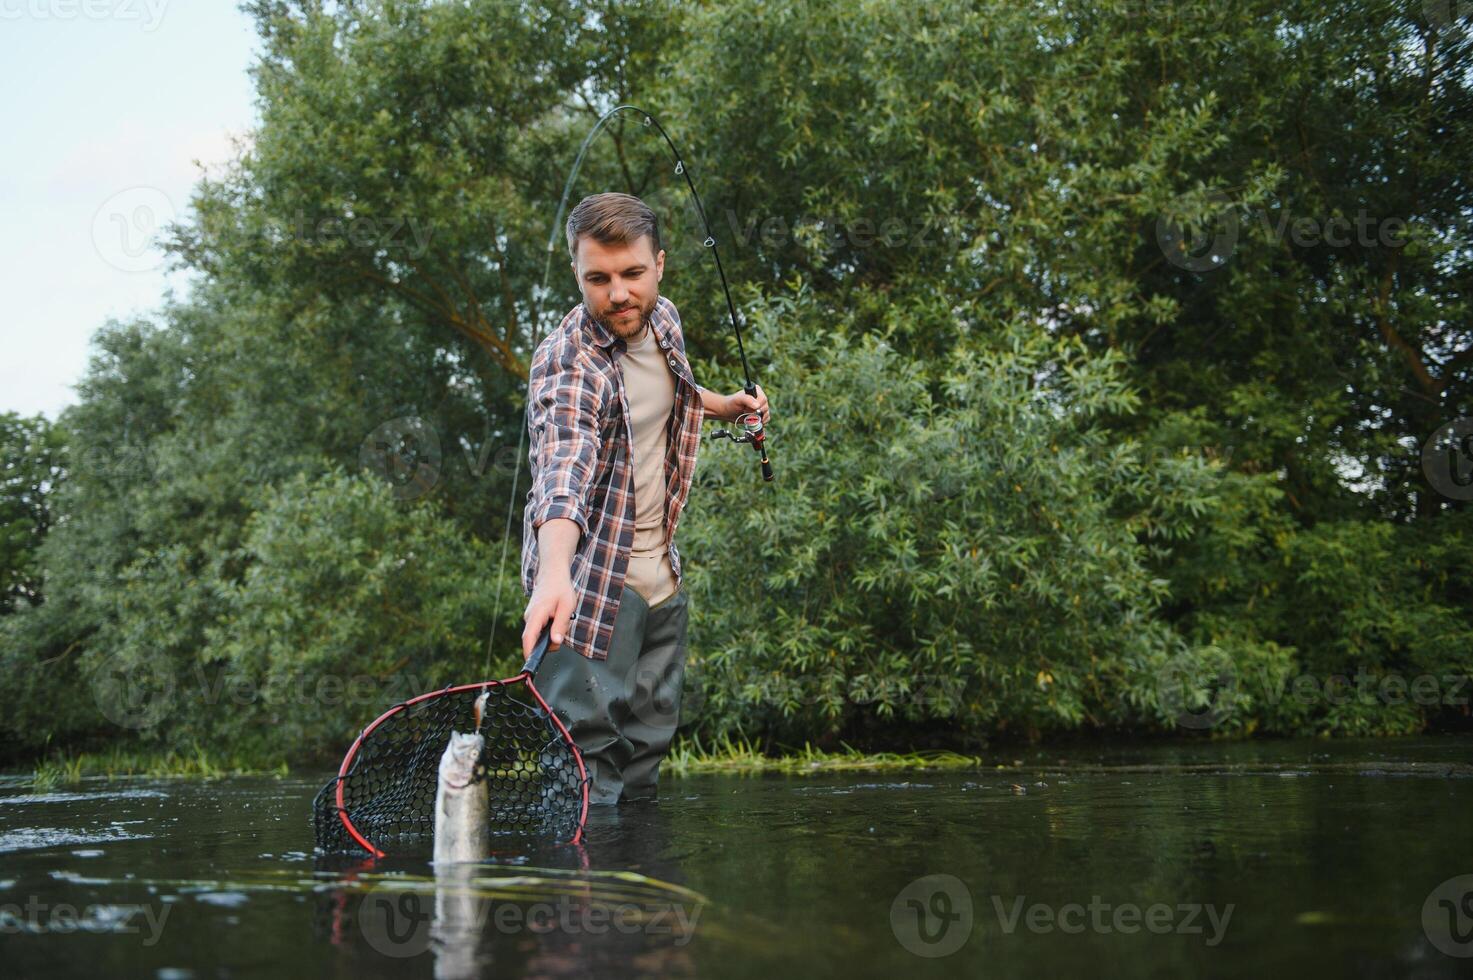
[522, 517, 580, 660]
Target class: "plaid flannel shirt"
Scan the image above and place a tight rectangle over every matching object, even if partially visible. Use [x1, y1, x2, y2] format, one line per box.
[521, 295, 705, 660]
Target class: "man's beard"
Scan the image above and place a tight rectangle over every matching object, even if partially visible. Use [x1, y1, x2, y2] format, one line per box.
[591, 295, 655, 339]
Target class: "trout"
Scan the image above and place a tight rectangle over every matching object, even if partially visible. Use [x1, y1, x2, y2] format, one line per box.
[433, 696, 490, 864]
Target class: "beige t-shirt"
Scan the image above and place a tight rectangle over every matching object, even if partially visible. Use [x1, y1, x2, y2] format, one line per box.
[619, 321, 679, 607]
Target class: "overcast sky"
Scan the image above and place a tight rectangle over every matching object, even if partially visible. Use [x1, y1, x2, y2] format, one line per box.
[1, 1, 260, 422]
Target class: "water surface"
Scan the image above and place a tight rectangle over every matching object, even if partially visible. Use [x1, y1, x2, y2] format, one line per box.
[2, 736, 1470, 978]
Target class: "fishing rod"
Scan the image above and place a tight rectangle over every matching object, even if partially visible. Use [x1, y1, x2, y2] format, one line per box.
[485, 102, 772, 670]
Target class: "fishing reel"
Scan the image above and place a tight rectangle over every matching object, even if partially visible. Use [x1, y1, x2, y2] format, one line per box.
[710, 405, 774, 482]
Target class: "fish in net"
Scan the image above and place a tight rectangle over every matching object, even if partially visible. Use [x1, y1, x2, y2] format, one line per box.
[313, 634, 588, 856]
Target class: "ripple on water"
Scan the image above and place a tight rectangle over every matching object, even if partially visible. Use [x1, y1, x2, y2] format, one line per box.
[791, 782, 936, 795]
[256, 851, 312, 862]
[0, 827, 152, 854]
[190, 892, 251, 909]
[0, 790, 168, 806]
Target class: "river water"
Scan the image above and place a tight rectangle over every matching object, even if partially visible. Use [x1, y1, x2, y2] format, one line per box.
[2, 736, 1470, 978]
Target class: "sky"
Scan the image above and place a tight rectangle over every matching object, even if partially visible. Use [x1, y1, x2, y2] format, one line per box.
[1, 0, 261, 422]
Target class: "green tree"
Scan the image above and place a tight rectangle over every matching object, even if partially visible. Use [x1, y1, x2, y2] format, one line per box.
[0, 412, 65, 614]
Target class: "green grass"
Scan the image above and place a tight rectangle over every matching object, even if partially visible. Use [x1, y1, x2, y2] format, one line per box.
[16, 736, 988, 788]
[663, 734, 988, 776]
[26, 744, 289, 789]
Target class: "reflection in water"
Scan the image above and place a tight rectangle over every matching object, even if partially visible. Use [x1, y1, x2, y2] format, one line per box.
[430, 804, 703, 978]
[429, 864, 483, 980]
[311, 801, 708, 977]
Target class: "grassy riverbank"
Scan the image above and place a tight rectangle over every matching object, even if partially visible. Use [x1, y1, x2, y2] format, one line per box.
[21, 736, 1473, 791]
[663, 735, 989, 776]
[25, 745, 289, 790]
[15, 736, 996, 790]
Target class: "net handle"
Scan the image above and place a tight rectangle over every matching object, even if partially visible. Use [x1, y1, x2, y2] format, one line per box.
[522, 622, 554, 677]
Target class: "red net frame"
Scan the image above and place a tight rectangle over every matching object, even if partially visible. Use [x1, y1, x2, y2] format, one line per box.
[313, 664, 589, 856]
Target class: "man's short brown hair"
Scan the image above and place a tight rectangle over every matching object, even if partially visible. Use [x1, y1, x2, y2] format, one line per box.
[565, 192, 662, 260]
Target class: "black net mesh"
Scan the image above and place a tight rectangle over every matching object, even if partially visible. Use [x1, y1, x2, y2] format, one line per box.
[313, 679, 586, 855]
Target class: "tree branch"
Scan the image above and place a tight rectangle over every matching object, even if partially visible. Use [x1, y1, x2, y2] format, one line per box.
[1370, 253, 1439, 396]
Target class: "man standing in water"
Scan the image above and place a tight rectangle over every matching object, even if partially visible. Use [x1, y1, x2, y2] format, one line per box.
[521, 192, 769, 805]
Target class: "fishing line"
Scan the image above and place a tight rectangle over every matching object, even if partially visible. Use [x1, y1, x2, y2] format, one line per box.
[483, 103, 767, 675]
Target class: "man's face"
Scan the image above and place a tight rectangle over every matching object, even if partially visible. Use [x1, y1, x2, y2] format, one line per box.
[571, 234, 665, 340]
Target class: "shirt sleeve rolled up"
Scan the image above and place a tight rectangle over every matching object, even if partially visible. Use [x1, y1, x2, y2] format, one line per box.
[526, 340, 604, 539]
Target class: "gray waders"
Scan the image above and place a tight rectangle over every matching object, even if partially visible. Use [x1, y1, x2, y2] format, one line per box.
[534, 585, 690, 804]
